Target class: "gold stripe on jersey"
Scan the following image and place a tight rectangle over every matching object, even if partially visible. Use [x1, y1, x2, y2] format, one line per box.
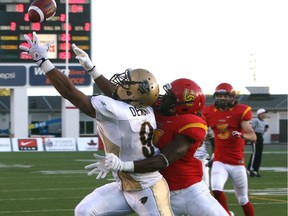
[178, 123, 208, 133]
[118, 172, 143, 191]
[151, 178, 173, 216]
[241, 106, 252, 120]
[101, 131, 145, 192]
[100, 132, 120, 155]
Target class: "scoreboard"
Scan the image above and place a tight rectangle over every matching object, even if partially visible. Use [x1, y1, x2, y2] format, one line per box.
[0, 0, 91, 63]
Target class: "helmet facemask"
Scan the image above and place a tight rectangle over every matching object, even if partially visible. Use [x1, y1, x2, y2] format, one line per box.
[214, 92, 236, 109]
[156, 84, 178, 115]
[213, 83, 237, 109]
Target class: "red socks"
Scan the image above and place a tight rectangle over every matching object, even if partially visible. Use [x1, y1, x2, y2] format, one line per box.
[212, 190, 231, 215]
[213, 190, 254, 216]
[241, 202, 254, 216]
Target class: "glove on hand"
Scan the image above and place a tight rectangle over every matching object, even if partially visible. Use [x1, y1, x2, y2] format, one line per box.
[19, 31, 51, 66]
[85, 153, 109, 179]
[105, 153, 134, 172]
[231, 131, 244, 138]
[71, 43, 94, 71]
[72, 43, 101, 79]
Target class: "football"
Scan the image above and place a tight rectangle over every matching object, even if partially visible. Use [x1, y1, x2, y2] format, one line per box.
[28, 0, 57, 23]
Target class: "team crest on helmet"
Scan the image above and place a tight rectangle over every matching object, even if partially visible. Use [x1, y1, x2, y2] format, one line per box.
[157, 78, 205, 115]
[183, 88, 196, 107]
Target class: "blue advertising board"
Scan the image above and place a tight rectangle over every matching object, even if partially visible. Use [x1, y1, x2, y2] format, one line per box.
[29, 66, 91, 86]
[0, 66, 26, 86]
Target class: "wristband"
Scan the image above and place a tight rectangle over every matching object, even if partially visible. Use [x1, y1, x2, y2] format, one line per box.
[88, 66, 102, 80]
[41, 60, 55, 74]
[159, 153, 169, 167]
[122, 161, 134, 172]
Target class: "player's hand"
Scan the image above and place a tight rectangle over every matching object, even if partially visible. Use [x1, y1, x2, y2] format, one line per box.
[105, 153, 124, 171]
[19, 31, 52, 66]
[231, 131, 244, 138]
[105, 153, 134, 172]
[85, 153, 109, 179]
[72, 43, 94, 71]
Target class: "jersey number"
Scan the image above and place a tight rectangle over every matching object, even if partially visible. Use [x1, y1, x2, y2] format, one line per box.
[216, 123, 230, 139]
[140, 121, 155, 158]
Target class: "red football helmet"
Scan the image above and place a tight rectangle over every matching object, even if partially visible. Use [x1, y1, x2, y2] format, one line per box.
[213, 82, 237, 108]
[156, 78, 206, 115]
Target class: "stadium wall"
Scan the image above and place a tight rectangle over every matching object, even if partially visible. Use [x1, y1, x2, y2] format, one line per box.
[0, 137, 102, 152]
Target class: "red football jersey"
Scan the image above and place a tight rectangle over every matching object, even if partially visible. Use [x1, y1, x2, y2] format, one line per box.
[202, 104, 252, 165]
[153, 111, 207, 191]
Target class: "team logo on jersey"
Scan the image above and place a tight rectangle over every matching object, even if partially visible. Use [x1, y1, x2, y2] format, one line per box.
[184, 88, 196, 106]
[139, 196, 148, 204]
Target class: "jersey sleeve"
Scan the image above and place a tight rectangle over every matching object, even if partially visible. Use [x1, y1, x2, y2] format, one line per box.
[176, 115, 207, 142]
[241, 105, 253, 121]
[91, 95, 116, 121]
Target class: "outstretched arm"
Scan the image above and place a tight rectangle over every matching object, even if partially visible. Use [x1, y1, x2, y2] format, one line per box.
[71, 44, 116, 97]
[101, 135, 195, 173]
[19, 32, 95, 118]
[46, 69, 95, 117]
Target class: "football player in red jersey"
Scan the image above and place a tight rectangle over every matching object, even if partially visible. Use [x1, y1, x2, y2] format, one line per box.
[202, 83, 257, 216]
[76, 43, 230, 215]
[100, 79, 229, 216]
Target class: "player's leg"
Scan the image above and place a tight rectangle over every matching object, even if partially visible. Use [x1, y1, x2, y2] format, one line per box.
[124, 178, 173, 216]
[75, 182, 133, 216]
[230, 165, 254, 216]
[169, 189, 185, 216]
[171, 180, 229, 216]
[210, 161, 231, 215]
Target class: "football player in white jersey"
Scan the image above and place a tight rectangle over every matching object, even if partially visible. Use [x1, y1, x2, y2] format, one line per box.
[73, 44, 229, 216]
[19, 32, 173, 216]
[194, 127, 214, 188]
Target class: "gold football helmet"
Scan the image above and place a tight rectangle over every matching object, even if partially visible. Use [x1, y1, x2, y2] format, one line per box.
[110, 68, 159, 107]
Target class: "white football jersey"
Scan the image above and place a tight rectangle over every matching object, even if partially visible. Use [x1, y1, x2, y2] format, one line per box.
[194, 142, 208, 159]
[194, 127, 214, 159]
[91, 95, 162, 191]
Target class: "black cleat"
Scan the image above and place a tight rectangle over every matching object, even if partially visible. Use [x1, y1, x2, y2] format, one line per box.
[249, 171, 261, 177]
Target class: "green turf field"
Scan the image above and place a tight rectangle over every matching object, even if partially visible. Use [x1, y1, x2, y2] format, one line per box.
[0, 144, 287, 216]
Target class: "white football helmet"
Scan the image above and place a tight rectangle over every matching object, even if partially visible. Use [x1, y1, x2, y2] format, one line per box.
[110, 68, 159, 107]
